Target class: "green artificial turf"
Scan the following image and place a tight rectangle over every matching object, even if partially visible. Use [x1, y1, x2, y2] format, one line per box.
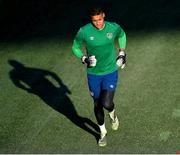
[0, 30, 180, 153]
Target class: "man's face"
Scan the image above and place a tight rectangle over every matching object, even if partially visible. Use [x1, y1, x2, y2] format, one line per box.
[91, 13, 105, 30]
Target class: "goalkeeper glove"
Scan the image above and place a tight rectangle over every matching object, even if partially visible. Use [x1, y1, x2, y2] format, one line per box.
[81, 55, 97, 68]
[116, 50, 126, 69]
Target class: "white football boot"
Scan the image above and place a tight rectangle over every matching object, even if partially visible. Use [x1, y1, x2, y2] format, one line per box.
[98, 132, 107, 147]
[111, 116, 119, 130]
[109, 109, 119, 130]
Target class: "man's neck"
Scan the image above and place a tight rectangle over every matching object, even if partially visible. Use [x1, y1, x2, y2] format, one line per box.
[98, 23, 105, 30]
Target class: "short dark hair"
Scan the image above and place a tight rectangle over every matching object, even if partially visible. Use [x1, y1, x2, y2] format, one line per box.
[90, 7, 104, 16]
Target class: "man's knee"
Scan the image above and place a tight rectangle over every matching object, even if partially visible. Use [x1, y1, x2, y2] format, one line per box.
[99, 90, 115, 111]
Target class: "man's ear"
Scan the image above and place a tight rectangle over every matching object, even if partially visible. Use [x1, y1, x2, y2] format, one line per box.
[102, 13, 105, 18]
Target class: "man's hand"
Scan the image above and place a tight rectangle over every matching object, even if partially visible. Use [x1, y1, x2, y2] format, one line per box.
[116, 50, 126, 69]
[81, 55, 97, 68]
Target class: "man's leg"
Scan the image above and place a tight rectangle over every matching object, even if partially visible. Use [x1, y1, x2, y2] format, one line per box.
[101, 71, 119, 130]
[99, 90, 119, 130]
[94, 100, 107, 146]
[87, 74, 107, 146]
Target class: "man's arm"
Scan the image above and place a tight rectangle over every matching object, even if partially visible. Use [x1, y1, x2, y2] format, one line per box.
[72, 40, 84, 59]
[116, 26, 127, 68]
[72, 29, 97, 67]
[117, 27, 126, 50]
[72, 28, 84, 59]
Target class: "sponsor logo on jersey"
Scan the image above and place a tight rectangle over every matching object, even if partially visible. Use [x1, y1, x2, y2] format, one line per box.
[107, 33, 113, 39]
[89, 36, 94, 40]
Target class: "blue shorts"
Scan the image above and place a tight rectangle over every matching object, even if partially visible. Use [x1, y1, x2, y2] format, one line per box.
[87, 70, 118, 100]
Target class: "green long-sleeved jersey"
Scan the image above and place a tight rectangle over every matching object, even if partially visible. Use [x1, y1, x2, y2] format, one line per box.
[72, 21, 126, 75]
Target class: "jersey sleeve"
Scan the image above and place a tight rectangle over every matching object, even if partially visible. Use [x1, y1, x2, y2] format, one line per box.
[72, 28, 84, 59]
[116, 24, 126, 49]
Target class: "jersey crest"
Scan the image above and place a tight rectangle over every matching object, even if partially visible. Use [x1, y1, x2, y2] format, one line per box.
[106, 33, 113, 39]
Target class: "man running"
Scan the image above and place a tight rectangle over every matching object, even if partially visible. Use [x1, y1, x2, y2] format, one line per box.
[72, 7, 126, 146]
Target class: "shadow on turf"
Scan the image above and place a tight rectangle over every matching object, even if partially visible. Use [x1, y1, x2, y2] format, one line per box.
[8, 59, 100, 141]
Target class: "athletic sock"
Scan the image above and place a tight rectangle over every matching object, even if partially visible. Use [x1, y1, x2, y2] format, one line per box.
[98, 123, 107, 136]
